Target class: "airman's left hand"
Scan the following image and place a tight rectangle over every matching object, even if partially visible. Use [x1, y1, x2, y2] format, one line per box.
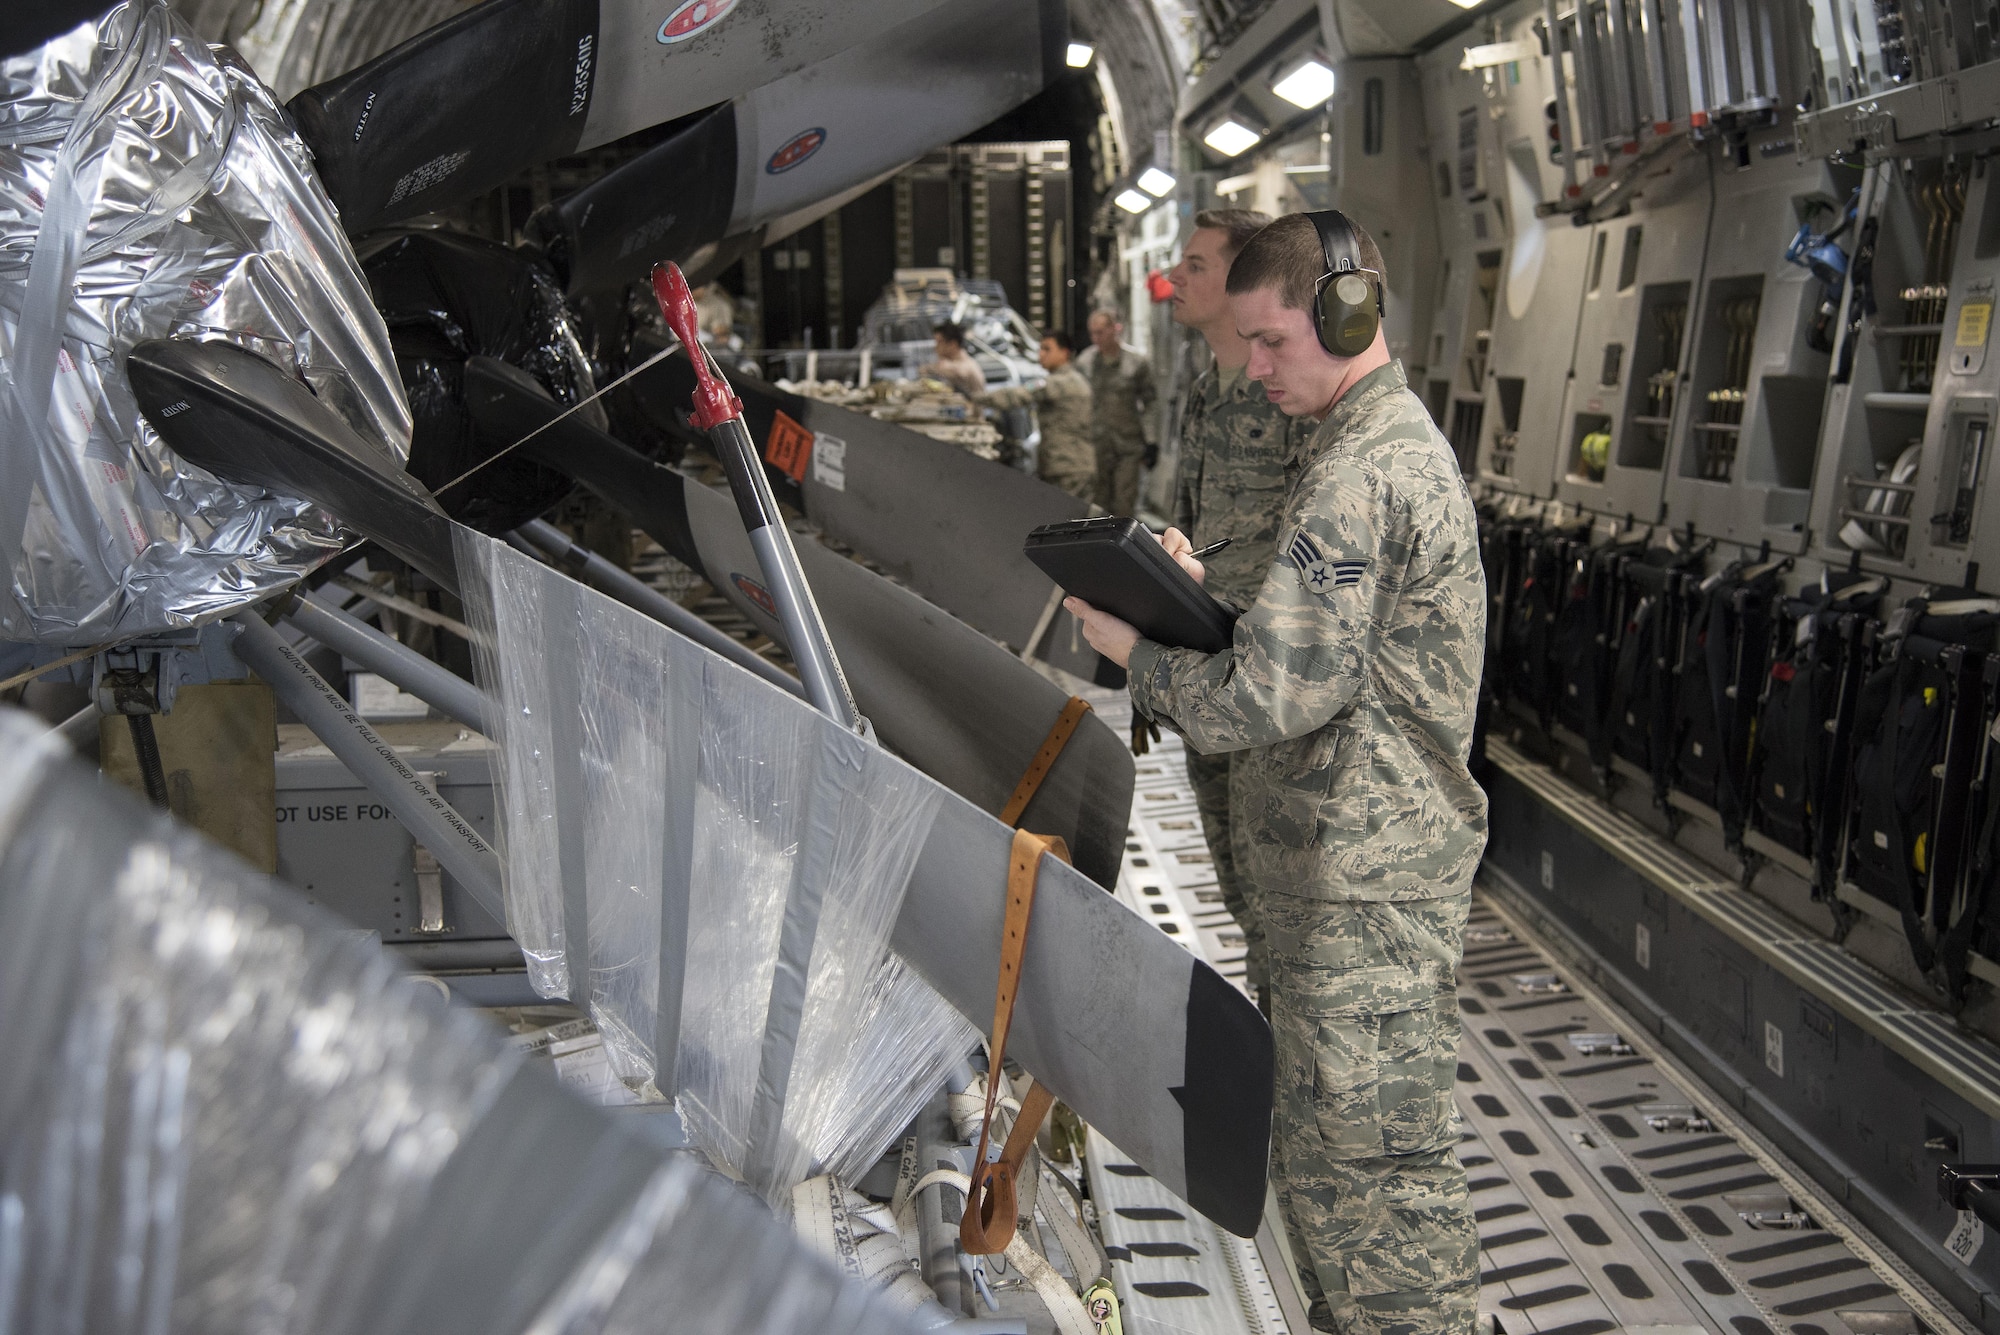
[1064, 596, 1141, 668]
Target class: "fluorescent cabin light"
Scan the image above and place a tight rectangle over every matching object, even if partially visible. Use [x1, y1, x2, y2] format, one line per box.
[1203, 119, 1262, 157]
[1271, 58, 1336, 108]
[1447, 0, 1481, 10]
[1137, 166, 1177, 196]
[1066, 41, 1095, 67]
[1114, 188, 1153, 214]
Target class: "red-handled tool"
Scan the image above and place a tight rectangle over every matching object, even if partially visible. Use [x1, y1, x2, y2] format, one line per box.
[654, 262, 745, 431]
[652, 262, 860, 730]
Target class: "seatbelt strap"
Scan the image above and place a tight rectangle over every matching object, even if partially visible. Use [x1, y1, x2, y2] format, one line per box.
[962, 828, 1066, 1255]
[999, 697, 1092, 826]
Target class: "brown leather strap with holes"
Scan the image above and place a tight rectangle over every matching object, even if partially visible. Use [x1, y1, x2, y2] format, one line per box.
[961, 828, 1068, 1255]
[999, 696, 1092, 826]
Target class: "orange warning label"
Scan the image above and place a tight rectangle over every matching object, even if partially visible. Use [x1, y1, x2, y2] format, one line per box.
[765, 409, 815, 482]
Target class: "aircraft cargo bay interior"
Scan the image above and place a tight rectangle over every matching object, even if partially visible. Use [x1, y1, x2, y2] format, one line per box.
[10, 0, 2000, 1332]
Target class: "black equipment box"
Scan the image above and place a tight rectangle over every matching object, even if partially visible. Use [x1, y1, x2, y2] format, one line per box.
[1023, 516, 1240, 654]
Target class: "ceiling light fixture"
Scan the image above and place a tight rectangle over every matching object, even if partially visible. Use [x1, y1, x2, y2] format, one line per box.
[1271, 58, 1336, 109]
[1136, 166, 1177, 196]
[1066, 41, 1095, 67]
[1114, 188, 1152, 214]
[1202, 119, 1261, 157]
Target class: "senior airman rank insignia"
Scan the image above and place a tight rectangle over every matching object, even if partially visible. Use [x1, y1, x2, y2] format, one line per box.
[1287, 530, 1368, 596]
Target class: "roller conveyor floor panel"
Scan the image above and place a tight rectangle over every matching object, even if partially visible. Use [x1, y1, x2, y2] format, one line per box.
[1452, 896, 1950, 1335]
[1071, 674, 1965, 1335]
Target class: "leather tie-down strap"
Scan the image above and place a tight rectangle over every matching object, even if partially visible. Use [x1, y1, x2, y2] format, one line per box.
[999, 696, 1092, 827]
[961, 827, 1067, 1255]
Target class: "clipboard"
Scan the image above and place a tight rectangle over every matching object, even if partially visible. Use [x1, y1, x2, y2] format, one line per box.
[1023, 516, 1240, 654]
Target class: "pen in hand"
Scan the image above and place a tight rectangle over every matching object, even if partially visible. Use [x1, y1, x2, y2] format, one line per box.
[1189, 538, 1233, 560]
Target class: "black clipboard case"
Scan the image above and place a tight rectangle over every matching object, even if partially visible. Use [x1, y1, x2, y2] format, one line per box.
[1023, 516, 1240, 654]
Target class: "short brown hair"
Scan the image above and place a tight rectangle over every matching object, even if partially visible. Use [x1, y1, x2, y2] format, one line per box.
[1225, 212, 1387, 311]
[1193, 207, 1272, 258]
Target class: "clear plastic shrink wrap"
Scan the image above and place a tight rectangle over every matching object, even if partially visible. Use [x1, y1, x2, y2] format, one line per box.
[0, 1, 410, 644]
[0, 706, 923, 1335]
[457, 531, 981, 1204]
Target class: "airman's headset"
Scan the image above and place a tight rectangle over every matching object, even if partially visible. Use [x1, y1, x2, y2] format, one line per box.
[1306, 210, 1385, 357]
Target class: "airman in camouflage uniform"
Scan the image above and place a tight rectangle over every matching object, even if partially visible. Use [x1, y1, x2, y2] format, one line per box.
[1077, 311, 1157, 517]
[1131, 360, 1486, 1332]
[982, 328, 1096, 502]
[1165, 208, 1313, 1005]
[1173, 360, 1307, 999]
[1065, 213, 1486, 1334]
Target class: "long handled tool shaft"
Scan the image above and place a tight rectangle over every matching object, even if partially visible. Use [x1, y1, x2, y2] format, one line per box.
[652, 261, 860, 731]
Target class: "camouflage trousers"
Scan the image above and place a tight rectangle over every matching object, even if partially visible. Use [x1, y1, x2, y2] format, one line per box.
[1262, 890, 1477, 1335]
[1041, 461, 1097, 504]
[1185, 747, 1268, 1000]
[1094, 440, 1144, 518]
[1037, 433, 1097, 503]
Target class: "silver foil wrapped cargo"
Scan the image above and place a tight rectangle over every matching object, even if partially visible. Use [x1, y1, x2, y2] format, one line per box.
[0, 0, 410, 645]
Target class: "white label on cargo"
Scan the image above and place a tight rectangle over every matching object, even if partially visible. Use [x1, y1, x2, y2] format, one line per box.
[812, 431, 847, 491]
[1947, 1209, 1986, 1265]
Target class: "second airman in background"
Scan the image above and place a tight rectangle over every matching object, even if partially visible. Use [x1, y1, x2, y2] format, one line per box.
[1164, 206, 1313, 1009]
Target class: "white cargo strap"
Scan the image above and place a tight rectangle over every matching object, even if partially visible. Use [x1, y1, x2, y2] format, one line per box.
[791, 1175, 951, 1319]
[897, 1168, 1096, 1335]
[1033, 1162, 1106, 1288]
[947, 1069, 1021, 1144]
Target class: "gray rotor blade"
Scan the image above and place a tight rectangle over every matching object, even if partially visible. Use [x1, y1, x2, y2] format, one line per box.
[537, 0, 1062, 295]
[123, 339, 1270, 1232]
[634, 348, 1113, 683]
[288, 0, 956, 236]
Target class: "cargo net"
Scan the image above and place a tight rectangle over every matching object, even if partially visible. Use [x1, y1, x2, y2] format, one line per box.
[0, 706, 923, 1335]
[455, 529, 980, 1206]
[0, 1, 411, 645]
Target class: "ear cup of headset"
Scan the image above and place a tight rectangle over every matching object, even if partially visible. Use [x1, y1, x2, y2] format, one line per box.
[1318, 271, 1381, 357]
[1306, 210, 1384, 357]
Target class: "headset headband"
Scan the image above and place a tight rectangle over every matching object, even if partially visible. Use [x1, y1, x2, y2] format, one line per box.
[1308, 210, 1362, 276]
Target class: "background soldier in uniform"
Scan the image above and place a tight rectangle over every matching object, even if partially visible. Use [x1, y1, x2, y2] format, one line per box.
[1064, 212, 1486, 1335]
[1076, 309, 1156, 516]
[1165, 206, 1313, 1010]
[981, 328, 1095, 501]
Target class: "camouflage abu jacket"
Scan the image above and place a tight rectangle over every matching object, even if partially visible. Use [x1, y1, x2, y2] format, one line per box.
[1172, 358, 1313, 610]
[983, 363, 1094, 495]
[1075, 343, 1157, 453]
[1129, 360, 1489, 902]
